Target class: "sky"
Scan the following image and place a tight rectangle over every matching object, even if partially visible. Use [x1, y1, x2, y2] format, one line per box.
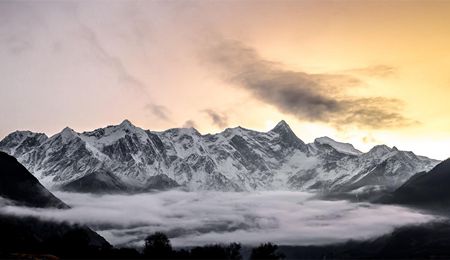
[1, 0, 450, 159]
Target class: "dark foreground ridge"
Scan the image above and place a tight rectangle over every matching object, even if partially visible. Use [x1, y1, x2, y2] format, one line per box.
[0, 152, 111, 259]
[0, 151, 68, 209]
[280, 221, 450, 259]
[380, 158, 450, 211]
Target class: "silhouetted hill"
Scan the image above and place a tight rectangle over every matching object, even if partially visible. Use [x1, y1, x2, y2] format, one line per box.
[0, 214, 111, 258]
[280, 221, 450, 259]
[0, 151, 68, 208]
[380, 158, 450, 209]
[0, 152, 111, 258]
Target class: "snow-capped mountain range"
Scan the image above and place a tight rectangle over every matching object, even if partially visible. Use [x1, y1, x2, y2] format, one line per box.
[0, 120, 439, 194]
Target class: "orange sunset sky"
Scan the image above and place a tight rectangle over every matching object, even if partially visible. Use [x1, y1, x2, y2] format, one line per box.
[1, 0, 450, 159]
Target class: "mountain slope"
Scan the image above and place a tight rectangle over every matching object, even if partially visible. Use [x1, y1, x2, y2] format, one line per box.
[0, 214, 111, 258]
[0, 152, 111, 257]
[61, 169, 129, 193]
[0, 151, 68, 208]
[0, 120, 439, 194]
[280, 221, 450, 259]
[381, 158, 450, 208]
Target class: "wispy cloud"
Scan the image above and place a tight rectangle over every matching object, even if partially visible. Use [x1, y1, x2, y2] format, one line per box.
[202, 109, 228, 128]
[182, 120, 197, 128]
[145, 104, 171, 121]
[0, 191, 435, 248]
[343, 65, 397, 77]
[204, 40, 414, 129]
[77, 23, 148, 94]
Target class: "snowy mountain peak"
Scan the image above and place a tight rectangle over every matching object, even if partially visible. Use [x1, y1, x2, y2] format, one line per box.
[59, 127, 78, 142]
[222, 126, 250, 136]
[0, 120, 440, 194]
[119, 119, 135, 129]
[81, 120, 149, 148]
[10, 130, 35, 137]
[271, 120, 291, 132]
[367, 145, 393, 158]
[0, 130, 48, 156]
[109, 119, 142, 134]
[6, 130, 46, 140]
[161, 127, 201, 138]
[314, 137, 362, 156]
[271, 120, 297, 137]
[369, 144, 391, 152]
[61, 126, 74, 132]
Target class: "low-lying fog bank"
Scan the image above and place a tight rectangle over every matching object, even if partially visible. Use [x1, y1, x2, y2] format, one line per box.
[0, 190, 437, 248]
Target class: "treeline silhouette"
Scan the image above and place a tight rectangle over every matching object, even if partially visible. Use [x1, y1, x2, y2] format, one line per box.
[138, 232, 284, 260]
[103, 232, 284, 260]
[0, 227, 285, 260]
[6, 221, 450, 259]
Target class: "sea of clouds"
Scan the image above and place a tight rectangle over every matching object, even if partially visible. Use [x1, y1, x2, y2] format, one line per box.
[0, 190, 436, 248]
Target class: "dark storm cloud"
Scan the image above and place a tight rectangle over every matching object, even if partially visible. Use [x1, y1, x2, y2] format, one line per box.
[205, 40, 412, 129]
[202, 109, 228, 128]
[145, 104, 171, 121]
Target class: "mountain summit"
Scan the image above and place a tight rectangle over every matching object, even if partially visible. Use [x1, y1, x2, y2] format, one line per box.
[0, 120, 439, 194]
[271, 120, 291, 132]
[314, 136, 362, 156]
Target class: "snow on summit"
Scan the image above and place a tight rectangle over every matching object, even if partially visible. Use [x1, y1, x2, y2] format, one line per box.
[314, 136, 363, 156]
[0, 120, 440, 194]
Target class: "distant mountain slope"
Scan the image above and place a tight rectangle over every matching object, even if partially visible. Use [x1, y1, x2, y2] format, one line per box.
[61, 170, 178, 193]
[0, 120, 439, 194]
[61, 169, 129, 193]
[381, 158, 450, 209]
[0, 151, 68, 208]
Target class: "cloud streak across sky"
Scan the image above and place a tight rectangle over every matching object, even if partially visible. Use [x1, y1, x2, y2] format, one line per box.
[205, 40, 413, 129]
[0, 191, 435, 248]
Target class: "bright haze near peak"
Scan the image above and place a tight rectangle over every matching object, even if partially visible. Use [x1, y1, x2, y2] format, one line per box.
[1, 1, 450, 159]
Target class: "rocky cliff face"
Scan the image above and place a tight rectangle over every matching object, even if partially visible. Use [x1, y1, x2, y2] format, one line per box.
[0, 120, 439, 193]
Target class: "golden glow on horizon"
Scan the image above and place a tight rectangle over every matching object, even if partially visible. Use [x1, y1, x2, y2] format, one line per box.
[1, 1, 450, 159]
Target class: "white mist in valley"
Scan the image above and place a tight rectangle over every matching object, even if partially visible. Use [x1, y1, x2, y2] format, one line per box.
[0, 191, 436, 248]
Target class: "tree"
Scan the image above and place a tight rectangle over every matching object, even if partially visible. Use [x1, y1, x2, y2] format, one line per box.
[143, 232, 173, 259]
[227, 243, 242, 260]
[189, 243, 242, 259]
[250, 243, 285, 260]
